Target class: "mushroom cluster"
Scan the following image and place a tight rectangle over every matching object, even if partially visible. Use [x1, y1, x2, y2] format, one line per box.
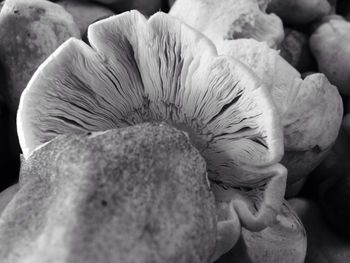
[0, 0, 350, 262]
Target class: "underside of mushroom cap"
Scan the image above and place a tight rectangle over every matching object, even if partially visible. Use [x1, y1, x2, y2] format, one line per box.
[18, 11, 284, 189]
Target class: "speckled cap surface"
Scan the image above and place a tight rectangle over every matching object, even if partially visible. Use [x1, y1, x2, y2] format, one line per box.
[0, 122, 216, 263]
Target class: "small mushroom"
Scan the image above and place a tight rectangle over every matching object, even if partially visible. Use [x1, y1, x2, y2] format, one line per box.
[217, 39, 343, 197]
[0, 0, 80, 114]
[310, 16, 350, 96]
[57, 0, 115, 36]
[0, 123, 218, 262]
[289, 198, 350, 263]
[18, 10, 287, 251]
[216, 201, 306, 263]
[267, 0, 331, 26]
[170, 0, 284, 49]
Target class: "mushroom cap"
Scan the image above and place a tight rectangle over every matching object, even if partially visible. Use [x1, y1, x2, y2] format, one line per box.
[0, 0, 80, 114]
[0, 122, 217, 263]
[217, 39, 343, 195]
[17, 10, 284, 189]
[169, 0, 284, 49]
[310, 17, 350, 96]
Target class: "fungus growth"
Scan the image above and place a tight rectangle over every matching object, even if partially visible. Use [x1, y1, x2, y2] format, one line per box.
[17, 11, 286, 250]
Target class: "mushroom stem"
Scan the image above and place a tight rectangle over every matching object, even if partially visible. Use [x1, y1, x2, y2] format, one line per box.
[232, 164, 287, 231]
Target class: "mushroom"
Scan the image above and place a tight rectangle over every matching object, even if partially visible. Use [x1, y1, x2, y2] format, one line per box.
[216, 201, 306, 263]
[0, 0, 80, 115]
[217, 39, 343, 197]
[310, 15, 350, 96]
[289, 198, 350, 263]
[169, 0, 284, 49]
[267, 0, 331, 26]
[0, 123, 218, 262]
[17, 10, 287, 253]
[57, 0, 115, 36]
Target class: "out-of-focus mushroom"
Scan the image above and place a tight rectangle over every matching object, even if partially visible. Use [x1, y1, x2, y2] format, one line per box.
[216, 201, 306, 263]
[310, 16, 350, 96]
[0, 123, 218, 263]
[289, 198, 350, 263]
[267, 0, 331, 26]
[17, 10, 287, 253]
[57, 0, 114, 36]
[217, 39, 343, 197]
[0, 0, 80, 115]
[279, 28, 316, 73]
[169, 0, 284, 49]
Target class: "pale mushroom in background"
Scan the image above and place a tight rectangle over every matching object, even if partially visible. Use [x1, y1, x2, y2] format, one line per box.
[0, 0, 80, 115]
[169, 0, 284, 49]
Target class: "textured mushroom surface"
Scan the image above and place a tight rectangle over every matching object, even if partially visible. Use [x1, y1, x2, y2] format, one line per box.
[217, 39, 343, 196]
[217, 201, 306, 263]
[0, 123, 217, 263]
[18, 10, 286, 234]
[310, 17, 350, 96]
[0, 0, 80, 114]
[169, 0, 284, 48]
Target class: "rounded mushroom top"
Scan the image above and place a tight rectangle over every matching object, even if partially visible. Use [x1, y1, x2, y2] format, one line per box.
[1, 123, 217, 263]
[17, 10, 284, 188]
